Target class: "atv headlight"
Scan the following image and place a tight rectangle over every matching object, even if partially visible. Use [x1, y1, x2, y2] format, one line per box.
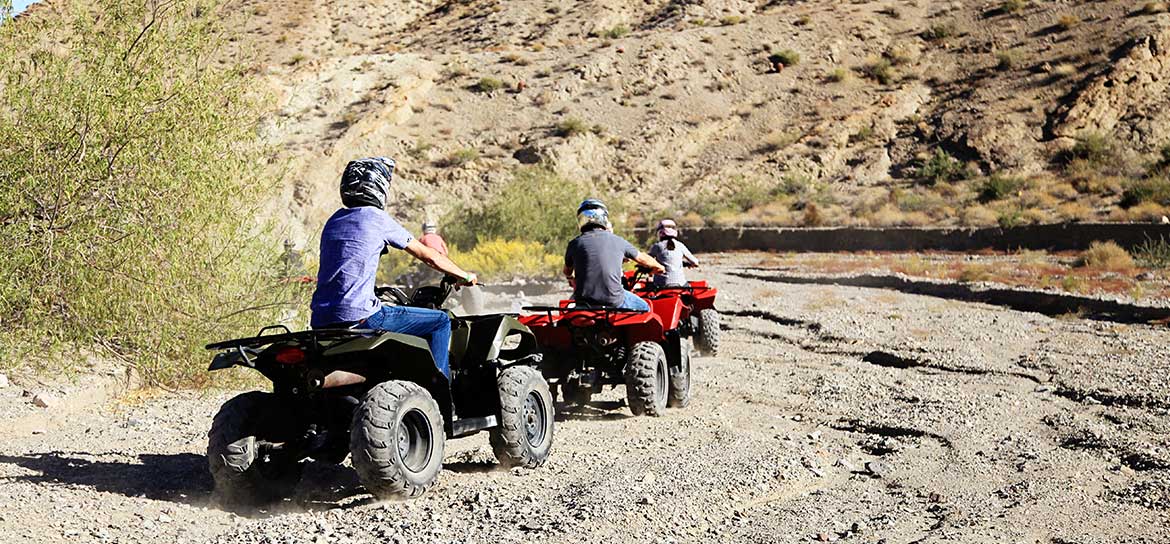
[500, 333, 522, 351]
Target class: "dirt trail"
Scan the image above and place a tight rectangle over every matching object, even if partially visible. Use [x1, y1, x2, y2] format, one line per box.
[2, 255, 1168, 543]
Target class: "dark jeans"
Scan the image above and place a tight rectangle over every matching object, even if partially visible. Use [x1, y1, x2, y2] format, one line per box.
[360, 305, 452, 378]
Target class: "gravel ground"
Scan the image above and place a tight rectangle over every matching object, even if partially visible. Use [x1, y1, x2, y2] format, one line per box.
[2, 257, 1168, 543]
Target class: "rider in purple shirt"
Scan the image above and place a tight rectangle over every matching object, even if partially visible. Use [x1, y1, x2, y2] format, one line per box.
[309, 157, 477, 377]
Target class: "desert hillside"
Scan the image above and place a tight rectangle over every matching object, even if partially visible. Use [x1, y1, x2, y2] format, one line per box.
[204, 1, 1170, 241]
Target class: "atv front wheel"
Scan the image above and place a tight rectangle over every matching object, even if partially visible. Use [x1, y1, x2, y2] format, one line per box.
[695, 309, 721, 356]
[624, 341, 668, 417]
[350, 381, 445, 499]
[207, 392, 303, 507]
[668, 338, 692, 408]
[490, 366, 555, 468]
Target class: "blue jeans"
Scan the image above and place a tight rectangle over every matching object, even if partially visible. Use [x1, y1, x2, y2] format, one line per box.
[360, 305, 452, 378]
[620, 291, 650, 312]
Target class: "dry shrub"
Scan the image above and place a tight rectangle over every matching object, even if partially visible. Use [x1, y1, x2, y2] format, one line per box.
[1057, 15, 1081, 31]
[958, 264, 993, 283]
[1118, 201, 1170, 222]
[961, 205, 1000, 226]
[1056, 201, 1095, 222]
[1047, 182, 1080, 200]
[1077, 241, 1135, 271]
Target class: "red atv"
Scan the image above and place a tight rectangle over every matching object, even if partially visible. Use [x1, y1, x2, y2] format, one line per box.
[519, 268, 693, 416]
[624, 267, 721, 356]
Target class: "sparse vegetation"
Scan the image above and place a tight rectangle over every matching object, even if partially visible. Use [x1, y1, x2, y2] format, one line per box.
[1143, 2, 1169, 15]
[1133, 236, 1170, 268]
[918, 150, 973, 186]
[439, 148, 480, 167]
[472, 77, 506, 93]
[598, 25, 631, 39]
[995, 49, 1021, 70]
[555, 117, 592, 137]
[1056, 14, 1081, 31]
[827, 67, 850, 82]
[922, 22, 957, 42]
[768, 49, 801, 67]
[720, 15, 746, 26]
[758, 130, 800, 153]
[858, 58, 895, 84]
[978, 175, 1027, 201]
[1077, 241, 1135, 271]
[1001, 0, 1028, 14]
[1120, 178, 1170, 208]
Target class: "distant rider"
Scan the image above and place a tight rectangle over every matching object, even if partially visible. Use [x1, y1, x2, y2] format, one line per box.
[563, 199, 664, 311]
[419, 221, 449, 257]
[648, 219, 699, 288]
[309, 157, 477, 378]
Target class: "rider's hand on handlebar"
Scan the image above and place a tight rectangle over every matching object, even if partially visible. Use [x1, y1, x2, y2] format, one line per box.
[459, 272, 478, 287]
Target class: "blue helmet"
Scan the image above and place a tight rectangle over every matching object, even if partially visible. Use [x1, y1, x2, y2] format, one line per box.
[577, 198, 610, 231]
[340, 157, 395, 208]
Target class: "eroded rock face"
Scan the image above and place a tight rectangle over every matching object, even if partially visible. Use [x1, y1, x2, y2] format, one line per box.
[1054, 24, 1170, 151]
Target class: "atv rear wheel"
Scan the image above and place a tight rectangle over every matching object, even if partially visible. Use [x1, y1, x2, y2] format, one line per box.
[350, 381, 445, 499]
[668, 338, 692, 408]
[695, 309, 721, 356]
[624, 341, 668, 417]
[207, 392, 303, 507]
[490, 366, 555, 468]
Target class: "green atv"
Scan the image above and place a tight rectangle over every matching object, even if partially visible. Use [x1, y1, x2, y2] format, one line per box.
[204, 277, 553, 505]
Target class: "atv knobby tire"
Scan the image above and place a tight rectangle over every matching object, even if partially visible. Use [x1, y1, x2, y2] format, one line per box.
[350, 381, 444, 499]
[695, 309, 721, 356]
[207, 392, 303, 507]
[624, 341, 668, 417]
[490, 365, 555, 468]
[668, 338, 692, 408]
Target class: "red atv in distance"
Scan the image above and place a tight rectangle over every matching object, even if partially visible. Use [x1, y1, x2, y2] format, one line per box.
[519, 270, 692, 416]
[624, 266, 721, 357]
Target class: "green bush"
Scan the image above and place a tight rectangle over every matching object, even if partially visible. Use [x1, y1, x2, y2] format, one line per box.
[438, 148, 480, 167]
[443, 167, 609, 253]
[555, 117, 590, 137]
[918, 150, 972, 185]
[0, 0, 299, 385]
[922, 23, 956, 41]
[599, 25, 631, 39]
[472, 77, 505, 93]
[858, 59, 895, 84]
[1133, 236, 1170, 268]
[768, 49, 801, 67]
[978, 175, 1026, 201]
[1120, 177, 1170, 208]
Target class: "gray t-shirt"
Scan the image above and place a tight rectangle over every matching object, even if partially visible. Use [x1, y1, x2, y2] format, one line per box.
[649, 240, 697, 287]
[565, 229, 639, 306]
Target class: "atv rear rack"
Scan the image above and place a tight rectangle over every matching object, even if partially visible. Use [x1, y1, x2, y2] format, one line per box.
[521, 305, 646, 325]
[205, 328, 376, 351]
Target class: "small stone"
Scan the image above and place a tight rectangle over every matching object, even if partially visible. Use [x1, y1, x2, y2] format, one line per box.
[809, 467, 825, 478]
[851, 521, 866, 533]
[32, 392, 57, 408]
[835, 458, 857, 472]
[158, 514, 173, 523]
[0, 373, 8, 388]
[791, 414, 803, 422]
[638, 495, 655, 505]
[640, 472, 656, 484]
[1034, 385, 1051, 393]
[816, 532, 832, 541]
[866, 460, 892, 478]
[808, 430, 822, 441]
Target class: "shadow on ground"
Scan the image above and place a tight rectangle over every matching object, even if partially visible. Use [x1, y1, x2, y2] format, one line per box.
[0, 451, 211, 505]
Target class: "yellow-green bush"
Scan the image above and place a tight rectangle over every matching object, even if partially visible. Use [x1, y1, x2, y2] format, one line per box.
[449, 239, 563, 281]
[0, 1, 301, 385]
